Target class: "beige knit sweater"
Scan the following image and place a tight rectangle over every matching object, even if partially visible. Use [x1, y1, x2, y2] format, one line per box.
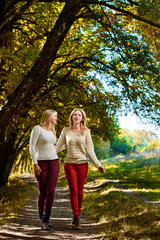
[55, 127, 102, 169]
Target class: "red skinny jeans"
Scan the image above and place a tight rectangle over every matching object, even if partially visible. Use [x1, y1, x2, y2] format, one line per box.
[64, 162, 88, 217]
[36, 159, 59, 212]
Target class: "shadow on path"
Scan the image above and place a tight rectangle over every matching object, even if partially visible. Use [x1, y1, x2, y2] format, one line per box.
[0, 175, 103, 240]
[85, 178, 160, 206]
[109, 180, 160, 206]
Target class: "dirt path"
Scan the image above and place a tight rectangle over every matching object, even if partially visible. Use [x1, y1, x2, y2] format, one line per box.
[109, 179, 160, 206]
[0, 175, 103, 240]
[85, 178, 160, 206]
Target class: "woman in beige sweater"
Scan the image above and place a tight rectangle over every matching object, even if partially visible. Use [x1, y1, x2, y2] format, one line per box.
[55, 109, 105, 230]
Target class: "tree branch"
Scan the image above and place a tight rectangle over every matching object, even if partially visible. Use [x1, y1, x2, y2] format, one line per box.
[0, 1, 33, 35]
[0, 0, 20, 20]
[82, 0, 160, 29]
[0, 0, 82, 132]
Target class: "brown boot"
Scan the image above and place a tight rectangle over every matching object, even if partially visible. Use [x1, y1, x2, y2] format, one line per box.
[73, 216, 81, 230]
[71, 216, 76, 228]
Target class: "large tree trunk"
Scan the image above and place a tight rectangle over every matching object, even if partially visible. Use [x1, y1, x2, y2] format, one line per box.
[0, 0, 82, 188]
[0, 128, 17, 188]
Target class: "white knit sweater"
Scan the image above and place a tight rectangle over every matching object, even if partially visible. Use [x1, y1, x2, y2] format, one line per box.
[29, 125, 58, 165]
[55, 127, 102, 169]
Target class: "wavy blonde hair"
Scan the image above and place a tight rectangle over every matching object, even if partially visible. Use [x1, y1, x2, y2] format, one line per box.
[69, 109, 87, 135]
[40, 109, 57, 135]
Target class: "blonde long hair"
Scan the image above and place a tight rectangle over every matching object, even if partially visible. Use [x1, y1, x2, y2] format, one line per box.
[40, 109, 57, 135]
[69, 109, 87, 135]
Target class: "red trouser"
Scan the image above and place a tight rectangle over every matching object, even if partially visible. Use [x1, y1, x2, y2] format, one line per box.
[36, 159, 59, 212]
[64, 162, 88, 217]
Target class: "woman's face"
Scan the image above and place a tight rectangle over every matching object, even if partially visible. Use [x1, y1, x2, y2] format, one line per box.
[49, 112, 58, 125]
[72, 110, 83, 125]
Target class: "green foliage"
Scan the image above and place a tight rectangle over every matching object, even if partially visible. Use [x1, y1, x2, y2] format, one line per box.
[145, 137, 160, 151]
[0, 0, 160, 186]
[138, 0, 160, 57]
[94, 139, 110, 160]
[109, 129, 133, 156]
[108, 129, 160, 156]
[1, 0, 159, 124]
[110, 136, 133, 156]
[130, 130, 160, 152]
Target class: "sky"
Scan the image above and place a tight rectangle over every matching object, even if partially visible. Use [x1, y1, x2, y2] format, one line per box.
[92, 74, 160, 139]
[119, 114, 160, 139]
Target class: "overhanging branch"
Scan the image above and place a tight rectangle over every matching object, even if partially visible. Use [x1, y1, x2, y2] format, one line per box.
[82, 0, 160, 29]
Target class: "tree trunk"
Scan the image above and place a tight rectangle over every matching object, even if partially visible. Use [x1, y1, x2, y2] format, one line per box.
[0, 129, 17, 188]
[0, 0, 82, 188]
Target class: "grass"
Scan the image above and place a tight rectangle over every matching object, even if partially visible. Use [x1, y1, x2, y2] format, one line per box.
[82, 154, 160, 239]
[0, 174, 37, 225]
[87, 154, 160, 200]
[83, 188, 160, 239]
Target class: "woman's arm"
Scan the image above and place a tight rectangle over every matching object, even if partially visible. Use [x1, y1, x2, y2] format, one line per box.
[29, 126, 40, 165]
[29, 126, 42, 176]
[55, 128, 66, 153]
[85, 129, 105, 173]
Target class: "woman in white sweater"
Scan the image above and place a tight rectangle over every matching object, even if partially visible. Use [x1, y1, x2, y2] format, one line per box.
[55, 109, 105, 230]
[29, 109, 59, 231]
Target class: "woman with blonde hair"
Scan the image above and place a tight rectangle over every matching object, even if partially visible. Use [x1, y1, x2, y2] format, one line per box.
[29, 109, 59, 231]
[55, 109, 105, 230]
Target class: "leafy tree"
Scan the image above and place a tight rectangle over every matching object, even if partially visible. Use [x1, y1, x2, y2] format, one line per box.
[94, 138, 110, 159]
[110, 134, 133, 156]
[131, 130, 160, 152]
[111, 129, 160, 155]
[145, 137, 160, 151]
[0, 0, 160, 188]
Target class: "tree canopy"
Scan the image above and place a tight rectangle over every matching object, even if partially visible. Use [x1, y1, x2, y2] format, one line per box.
[0, 0, 159, 187]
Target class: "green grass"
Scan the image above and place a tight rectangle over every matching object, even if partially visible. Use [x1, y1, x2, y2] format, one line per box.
[87, 155, 160, 200]
[83, 187, 160, 239]
[0, 174, 37, 225]
[82, 155, 160, 239]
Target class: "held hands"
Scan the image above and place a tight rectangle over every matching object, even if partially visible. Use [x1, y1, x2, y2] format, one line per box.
[99, 166, 106, 173]
[34, 164, 42, 176]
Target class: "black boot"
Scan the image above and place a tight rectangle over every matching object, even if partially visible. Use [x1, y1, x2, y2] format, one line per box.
[41, 210, 51, 231]
[42, 209, 51, 223]
[42, 222, 50, 231]
[39, 210, 43, 222]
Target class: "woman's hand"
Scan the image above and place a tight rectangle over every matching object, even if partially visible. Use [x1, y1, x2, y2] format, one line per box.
[99, 166, 106, 173]
[34, 164, 42, 176]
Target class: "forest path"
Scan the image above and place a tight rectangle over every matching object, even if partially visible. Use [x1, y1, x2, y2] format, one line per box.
[0, 175, 103, 240]
[0, 175, 159, 240]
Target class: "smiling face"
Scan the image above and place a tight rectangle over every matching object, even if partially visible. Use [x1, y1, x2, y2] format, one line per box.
[49, 112, 58, 125]
[72, 110, 83, 125]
